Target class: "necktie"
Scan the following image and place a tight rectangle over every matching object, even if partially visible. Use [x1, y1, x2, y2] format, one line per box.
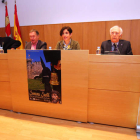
[113, 43, 117, 51]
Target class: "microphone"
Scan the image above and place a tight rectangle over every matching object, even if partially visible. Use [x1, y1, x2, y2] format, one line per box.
[2, 42, 4, 47]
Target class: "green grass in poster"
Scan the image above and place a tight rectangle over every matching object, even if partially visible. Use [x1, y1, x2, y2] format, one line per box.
[28, 78, 45, 90]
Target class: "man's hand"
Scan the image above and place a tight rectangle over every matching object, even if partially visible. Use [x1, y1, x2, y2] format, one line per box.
[11, 48, 15, 50]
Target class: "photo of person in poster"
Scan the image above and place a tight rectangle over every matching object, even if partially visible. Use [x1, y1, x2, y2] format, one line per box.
[50, 90, 61, 104]
[26, 50, 61, 104]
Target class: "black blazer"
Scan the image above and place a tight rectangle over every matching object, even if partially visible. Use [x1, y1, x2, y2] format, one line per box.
[25, 40, 47, 50]
[101, 40, 133, 55]
[0, 37, 21, 53]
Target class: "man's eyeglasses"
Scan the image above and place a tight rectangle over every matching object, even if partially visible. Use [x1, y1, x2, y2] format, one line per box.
[111, 32, 120, 35]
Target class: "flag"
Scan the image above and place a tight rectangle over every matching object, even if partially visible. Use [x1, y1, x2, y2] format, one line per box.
[5, 2, 11, 37]
[14, 2, 23, 49]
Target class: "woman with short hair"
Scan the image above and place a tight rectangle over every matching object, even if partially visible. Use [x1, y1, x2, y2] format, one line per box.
[55, 26, 80, 50]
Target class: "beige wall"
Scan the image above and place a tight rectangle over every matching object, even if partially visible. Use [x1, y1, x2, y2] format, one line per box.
[0, 19, 140, 54]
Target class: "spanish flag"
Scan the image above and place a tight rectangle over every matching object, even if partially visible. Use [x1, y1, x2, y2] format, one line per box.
[14, 1, 23, 49]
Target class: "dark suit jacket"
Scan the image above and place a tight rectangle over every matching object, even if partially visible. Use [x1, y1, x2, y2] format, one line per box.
[55, 39, 80, 50]
[25, 40, 47, 49]
[0, 37, 21, 53]
[101, 40, 133, 55]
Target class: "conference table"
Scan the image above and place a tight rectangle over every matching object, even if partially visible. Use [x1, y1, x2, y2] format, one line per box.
[0, 50, 140, 128]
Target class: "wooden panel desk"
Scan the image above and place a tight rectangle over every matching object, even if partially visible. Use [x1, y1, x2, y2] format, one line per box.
[0, 51, 140, 128]
[0, 54, 12, 110]
[7, 50, 89, 122]
[88, 55, 140, 128]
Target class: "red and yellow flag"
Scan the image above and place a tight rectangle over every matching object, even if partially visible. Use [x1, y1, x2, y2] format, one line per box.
[5, 2, 11, 37]
[14, 2, 23, 49]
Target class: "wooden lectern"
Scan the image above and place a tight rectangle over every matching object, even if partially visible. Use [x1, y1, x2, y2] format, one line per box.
[2, 50, 88, 122]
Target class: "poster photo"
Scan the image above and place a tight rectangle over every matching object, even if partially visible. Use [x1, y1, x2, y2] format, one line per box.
[26, 50, 61, 104]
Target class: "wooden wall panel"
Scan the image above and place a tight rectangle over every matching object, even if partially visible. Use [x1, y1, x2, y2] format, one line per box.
[0, 60, 9, 81]
[0, 19, 140, 55]
[88, 54, 140, 128]
[131, 20, 140, 55]
[89, 55, 140, 93]
[89, 62, 140, 92]
[88, 89, 140, 128]
[0, 54, 9, 81]
[44, 24, 52, 49]
[8, 50, 88, 122]
[83, 22, 106, 54]
[105, 20, 131, 41]
[0, 54, 12, 110]
[89, 54, 140, 63]
[63, 23, 83, 49]
[50, 24, 63, 49]
[44, 24, 62, 49]
[0, 54, 7, 59]
[0, 82, 12, 110]
[7, 50, 28, 83]
[10, 27, 14, 38]
[0, 27, 5, 37]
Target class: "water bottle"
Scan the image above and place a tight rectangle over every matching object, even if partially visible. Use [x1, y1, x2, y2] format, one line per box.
[49, 46, 52, 50]
[96, 46, 101, 55]
[0, 45, 4, 53]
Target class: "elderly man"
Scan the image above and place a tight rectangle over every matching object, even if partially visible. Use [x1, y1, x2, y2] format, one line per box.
[101, 26, 133, 55]
[25, 29, 47, 50]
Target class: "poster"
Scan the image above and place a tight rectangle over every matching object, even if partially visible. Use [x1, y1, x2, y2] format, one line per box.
[26, 50, 61, 104]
